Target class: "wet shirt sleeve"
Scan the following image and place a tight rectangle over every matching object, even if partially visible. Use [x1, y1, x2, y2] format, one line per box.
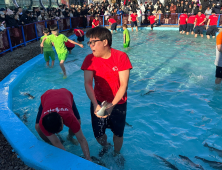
[81, 54, 95, 71]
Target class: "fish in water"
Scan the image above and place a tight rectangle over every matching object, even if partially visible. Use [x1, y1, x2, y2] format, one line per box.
[179, 155, 204, 170]
[154, 154, 179, 170]
[204, 143, 222, 158]
[80, 156, 106, 167]
[97, 101, 109, 116]
[14, 112, 28, 123]
[65, 59, 78, 63]
[125, 122, 132, 127]
[141, 90, 155, 96]
[195, 156, 222, 169]
[24, 93, 35, 99]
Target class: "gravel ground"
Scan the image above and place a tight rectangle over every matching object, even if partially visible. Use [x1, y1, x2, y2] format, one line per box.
[0, 30, 73, 170]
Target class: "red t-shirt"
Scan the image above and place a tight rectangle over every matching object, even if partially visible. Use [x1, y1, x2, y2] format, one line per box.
[131, 14, 137, 22]
[65, 41, 75, 48]
[109, 18, 116, 24]
[179, 14, 188, 25]
[209, 14, 218, 26]
[74, 29, 84, 37]
[39, 88, 80, 136]
[187, 15, 196, 24]
[81, 48, 133, 104]
[195, 14, 206, 26]
[148, 16, 156, 24]
[92, 19, 100, 28]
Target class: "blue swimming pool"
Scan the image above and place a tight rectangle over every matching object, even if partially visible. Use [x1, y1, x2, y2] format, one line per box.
[12, 28, 220, 170]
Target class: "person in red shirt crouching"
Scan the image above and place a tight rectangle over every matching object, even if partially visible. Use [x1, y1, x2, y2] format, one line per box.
[178, 10, 188, 34]
[194, 11, 206, 38]
[206, 10, 218, 39]
[35, 88, 92, 161]
[92, 15, 100, 28]
[108, 17, 117, 34]
[81, 27, 133, 162]
[74, 28, 85, 42]
[186, 14, 196, 35]
[148, 13, 157, 30]
[65, 40, 75, 54]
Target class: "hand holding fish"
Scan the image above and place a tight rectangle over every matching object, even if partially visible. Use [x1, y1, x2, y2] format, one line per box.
[94, 101, 114, 118]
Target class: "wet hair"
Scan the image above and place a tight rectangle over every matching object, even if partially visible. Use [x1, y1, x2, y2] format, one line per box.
[42, 112, 62, 134]
[50, 24, 58, 31]
[86, 27, 112, 47]
[122, 24, 127, 28]
[43, 28, 50, 34]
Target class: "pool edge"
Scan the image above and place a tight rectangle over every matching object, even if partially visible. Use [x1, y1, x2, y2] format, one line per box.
[0, 34, 108, 170]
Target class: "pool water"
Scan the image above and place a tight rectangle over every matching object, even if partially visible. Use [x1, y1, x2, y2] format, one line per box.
[12, 29, 221, 170]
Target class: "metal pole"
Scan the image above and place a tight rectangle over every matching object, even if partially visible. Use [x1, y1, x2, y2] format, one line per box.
[21, 26, 26, 46]
[57, 20, 60, 32]
[34, 23, 38, 40]
[159, 14, 161, 25]
[121, 15, 122, 26]
[45, 21, 47, 28]
[218, 15, 221, 27]
[6, 29, 13, 52]
[103, 15, 105, 27]
[70, 17, 72, 29]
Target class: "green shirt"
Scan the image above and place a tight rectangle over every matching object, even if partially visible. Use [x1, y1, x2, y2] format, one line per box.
[123, 29, 130, 42]
[47, 34, 69, 54]
[40, 35, 53, 52]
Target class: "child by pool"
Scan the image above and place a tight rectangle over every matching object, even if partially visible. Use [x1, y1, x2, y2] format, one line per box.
[108, 17, 117, 34]
[40, 25, 83, 79]
[40, 28, 55, 67]
[123, 24, 130, 48]
[148, 13, 157, 31]
[73, 29, 85, 43]
[65, 40, 75, 54]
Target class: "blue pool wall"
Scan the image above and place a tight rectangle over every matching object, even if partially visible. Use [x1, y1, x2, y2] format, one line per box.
[0, 27, 204, 169]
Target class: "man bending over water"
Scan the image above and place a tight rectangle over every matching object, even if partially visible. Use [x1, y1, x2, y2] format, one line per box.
[35, 88, 91, 161]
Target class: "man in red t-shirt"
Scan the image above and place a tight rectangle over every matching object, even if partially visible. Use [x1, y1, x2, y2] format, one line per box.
[108, 18, 117, 34]
[194, 11, 206, 38]
[92, 15, 100, 28]
[73, 29, 85, 42]
[206, 10, 218, 39]
[148, 13, 157, 30]
[186, 14, 196, 35]
[35, 88, 91, 161]
[130, 11, 139, 32]
[178, 11, 188, 34]
[81, 27, 132, 157]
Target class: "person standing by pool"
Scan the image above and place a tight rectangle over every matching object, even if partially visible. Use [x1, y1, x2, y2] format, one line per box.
[92, 15, 100, 28]
[194, 11, 206, 38]
[40, 25, 83, 79]
[81, 27, 132, 158]
[206, 10, 218, 40]
[123, 24, 130, 48]
[148, 13, 157, 31]
[178, 10, 188, 34]
[108, 18, 117, 34]
[40, 28, 55, 68]
[215, 31, 222, 84]
[186, 14, 196, 35]
[130, 11, 139, 32]
[35, 88, 92, 161]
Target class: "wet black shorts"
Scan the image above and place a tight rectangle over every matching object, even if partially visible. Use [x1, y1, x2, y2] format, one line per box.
[77, 35, 84, 42]
[131, 21, 137, 27]
[206, 25, 218, 36]
[36, 99, 80, 124]
[151, 24, 154, 29]
[216, 66, 222, 78]
[195, 26, 204, 34]
[90, 100, 127, 138]
[67, 47, 75, 51]
[111, 23, 117, 30]
[179, 24, 186, 31]
[186, 24, 194, 32]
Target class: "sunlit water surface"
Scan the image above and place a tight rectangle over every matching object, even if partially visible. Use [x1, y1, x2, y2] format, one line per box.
[12, 30, 221, 170]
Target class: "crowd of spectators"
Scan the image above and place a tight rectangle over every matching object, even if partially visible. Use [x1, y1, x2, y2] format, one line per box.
[0, 0, 221, 31]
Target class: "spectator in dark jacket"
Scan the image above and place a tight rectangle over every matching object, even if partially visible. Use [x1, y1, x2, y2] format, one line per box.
[20, 11, 32, 25]
[63, 8, 70, 18]
[192, 3, 199, 14]
[187, 4, 193, 13]
[6, 15, 19, 28]
[176, 3, 183, 13]
[157, 3, 164, 14]
[212, 3, 221, 14]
